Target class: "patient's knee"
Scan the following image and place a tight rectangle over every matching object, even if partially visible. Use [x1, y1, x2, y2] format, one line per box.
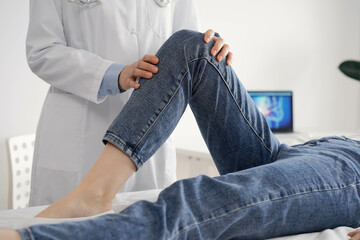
[171, 29, 202, 41]
[165, 29, 204, 49]
[157, 29, 211, 60]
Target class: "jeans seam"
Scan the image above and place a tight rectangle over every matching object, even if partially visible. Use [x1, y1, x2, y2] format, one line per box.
[171, 182, 360, 239]
[132, 69, 190, 152]
[104, 132, 143, 168]
[188, 57, 272, 154]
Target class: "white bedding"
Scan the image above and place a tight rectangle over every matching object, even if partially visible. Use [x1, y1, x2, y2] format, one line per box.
[0, 189, 355, 239]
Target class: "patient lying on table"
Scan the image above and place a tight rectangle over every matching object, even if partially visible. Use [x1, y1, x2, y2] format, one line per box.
[1, 30, 360, 240]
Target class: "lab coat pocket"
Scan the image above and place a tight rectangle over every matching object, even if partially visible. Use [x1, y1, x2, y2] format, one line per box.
[36, 92, 87, 172]
[146, 0, 172, 38]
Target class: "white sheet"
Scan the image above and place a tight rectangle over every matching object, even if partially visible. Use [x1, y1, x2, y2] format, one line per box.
[0, 189, 355, 239]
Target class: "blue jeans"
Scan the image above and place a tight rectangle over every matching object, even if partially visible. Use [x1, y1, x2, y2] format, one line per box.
[19, 30, 360, 240]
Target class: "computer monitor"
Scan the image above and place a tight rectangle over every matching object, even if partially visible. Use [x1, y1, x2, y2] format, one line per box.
[248, 91, 293, 133]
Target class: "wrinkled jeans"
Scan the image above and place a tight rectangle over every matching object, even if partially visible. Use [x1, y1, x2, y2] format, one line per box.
[19, 30, 360, 240]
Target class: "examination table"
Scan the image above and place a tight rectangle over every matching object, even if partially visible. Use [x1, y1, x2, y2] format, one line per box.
[0, 189, 356, 239]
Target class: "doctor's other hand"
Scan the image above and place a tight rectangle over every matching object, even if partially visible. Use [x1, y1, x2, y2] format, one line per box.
[204, 29, 233, 66]
[118, 55, 159, 90]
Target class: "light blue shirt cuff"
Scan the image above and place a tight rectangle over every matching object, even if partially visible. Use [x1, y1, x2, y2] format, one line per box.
[99, 63, 126, 96]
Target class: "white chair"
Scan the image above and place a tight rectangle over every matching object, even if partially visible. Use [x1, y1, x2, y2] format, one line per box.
[7, 134, 35, 209]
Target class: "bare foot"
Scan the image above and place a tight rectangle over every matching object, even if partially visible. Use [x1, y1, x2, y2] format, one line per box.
[348, 229, 360, 240]
[0, 230, 22, 240]
[36, 187, 113, 219]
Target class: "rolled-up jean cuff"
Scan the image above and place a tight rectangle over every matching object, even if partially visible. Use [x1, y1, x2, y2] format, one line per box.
[17, 228, 33, 240]
[102, 133, 143, 170]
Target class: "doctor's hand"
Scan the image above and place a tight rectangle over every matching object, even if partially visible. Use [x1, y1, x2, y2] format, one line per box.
[204, 29, 233, 66]
[118, 55, 159, 90]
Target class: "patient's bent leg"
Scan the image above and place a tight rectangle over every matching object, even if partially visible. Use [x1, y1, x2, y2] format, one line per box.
[33, 30, 279, 219]
[103, 30, 281, 175]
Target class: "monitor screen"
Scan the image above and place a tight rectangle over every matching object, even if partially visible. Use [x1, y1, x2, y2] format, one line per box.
[248, 91, 293, 133]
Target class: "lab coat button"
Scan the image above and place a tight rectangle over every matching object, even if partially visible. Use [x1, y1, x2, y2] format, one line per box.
[129, 27, 136, 34]
[106, 89, 112, 94]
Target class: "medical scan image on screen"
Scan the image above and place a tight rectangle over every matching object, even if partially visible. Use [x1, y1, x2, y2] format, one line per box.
[248, 91, 293, 132]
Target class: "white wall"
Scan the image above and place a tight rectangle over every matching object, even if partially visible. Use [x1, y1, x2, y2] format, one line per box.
[0, 0, 359, 210]
[0, 2, 49, 210]
[173, 0, 360, 150]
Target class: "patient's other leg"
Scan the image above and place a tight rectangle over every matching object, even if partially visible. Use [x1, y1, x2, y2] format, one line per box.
[17, 139, 360, 239]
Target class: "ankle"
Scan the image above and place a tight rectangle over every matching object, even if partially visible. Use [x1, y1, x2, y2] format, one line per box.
[72, 183, 113, 212]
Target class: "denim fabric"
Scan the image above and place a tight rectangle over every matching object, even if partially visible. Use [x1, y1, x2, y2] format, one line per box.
[102, 29, 280, 173]
[20, 30, 360, 240]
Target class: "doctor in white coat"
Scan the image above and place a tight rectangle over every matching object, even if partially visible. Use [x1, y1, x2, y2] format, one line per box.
[26, 0, 200, 206]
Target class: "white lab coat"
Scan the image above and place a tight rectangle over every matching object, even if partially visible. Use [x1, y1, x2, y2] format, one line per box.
[26, 0, 199, 206]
